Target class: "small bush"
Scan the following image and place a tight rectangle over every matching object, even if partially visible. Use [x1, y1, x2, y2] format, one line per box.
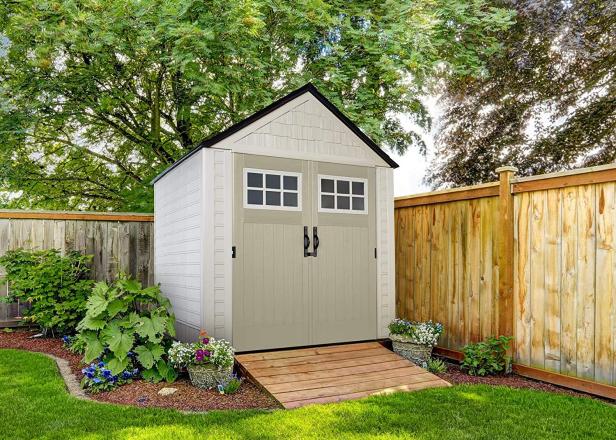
[0, 249, 93, 335]
[217, 374, 242, 395]
[461, 336, 513, 376]
[427, 358, 447, 374]
[81, 360, 139, 393]
[62, 334, 86, 354]
[168, 335, 235, 371]
[76, 273, 177, 383]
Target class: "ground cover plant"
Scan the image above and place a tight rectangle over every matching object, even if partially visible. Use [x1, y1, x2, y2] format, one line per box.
[0, 249, 93, 335]
[2, 349, 616, 440]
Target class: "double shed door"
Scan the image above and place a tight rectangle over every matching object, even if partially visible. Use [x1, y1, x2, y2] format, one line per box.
[233, 154, 377, 351]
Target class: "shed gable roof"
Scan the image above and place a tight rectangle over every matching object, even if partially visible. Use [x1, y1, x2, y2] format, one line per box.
[152, 83, 398, 184]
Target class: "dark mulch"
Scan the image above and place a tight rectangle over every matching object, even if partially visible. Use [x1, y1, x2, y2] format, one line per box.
[0, 330, 279, 411]
[435, 361, 597, 400]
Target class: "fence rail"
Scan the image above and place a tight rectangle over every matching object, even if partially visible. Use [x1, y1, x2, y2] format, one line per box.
[0, 210, 154, 327]
[395, 163, 616, 399]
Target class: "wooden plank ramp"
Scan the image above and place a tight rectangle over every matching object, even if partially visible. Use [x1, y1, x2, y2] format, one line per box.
[236, 341, 450, 409]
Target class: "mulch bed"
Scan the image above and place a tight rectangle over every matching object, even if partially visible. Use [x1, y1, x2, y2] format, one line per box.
[0, 330, 604, 410]
[435, 360, 599, 400]
[0, 330, 279, 411]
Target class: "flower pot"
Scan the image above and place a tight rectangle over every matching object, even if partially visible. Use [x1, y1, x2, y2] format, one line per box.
[187, 363, 233, 389]
[389, 333, 433, 368]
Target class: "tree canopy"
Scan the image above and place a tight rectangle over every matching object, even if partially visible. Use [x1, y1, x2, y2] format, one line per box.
[0, 0, 514, 211]
[428, 0, 615, 188]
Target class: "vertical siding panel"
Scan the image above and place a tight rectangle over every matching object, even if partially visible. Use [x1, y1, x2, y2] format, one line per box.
[515, 191, 532, 365]
[530, 191, 546, 369]
[480, 197, 494, 340]
[544, 189, 562, 372]
[561, 186, 578, 376]
[576, 184, 596, 380]
[595, 183, 614, 384]
[469, 199, 481, 342]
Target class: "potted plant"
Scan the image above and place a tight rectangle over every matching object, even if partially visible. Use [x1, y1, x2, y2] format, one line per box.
[168, 331, 235, 389]
[388, 319, 443, 368]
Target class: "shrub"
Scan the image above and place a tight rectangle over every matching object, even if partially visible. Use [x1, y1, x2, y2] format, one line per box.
[427, 358, 447, 374]
[461, 336, 513, 376]
[217, 374, 242, 395]
[388, 319, 443, 346]
[62, 334, 86, 354]
[76, 273, 177, 383]
[81, 360, 139, 393]
[0, 249, 93, 335]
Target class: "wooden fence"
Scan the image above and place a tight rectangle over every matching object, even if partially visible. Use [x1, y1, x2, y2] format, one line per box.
[0, 210, 154, 327]
[395, 163, 616, 399]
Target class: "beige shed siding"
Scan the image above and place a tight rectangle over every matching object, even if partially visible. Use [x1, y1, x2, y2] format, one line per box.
[202, 148, 233, 340]
[220, 94, 389, 168]
[376, 167, 396, 337]
[154, 150, 203, 331]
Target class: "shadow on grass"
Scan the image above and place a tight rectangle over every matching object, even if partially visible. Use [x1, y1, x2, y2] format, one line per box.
[1, 350, 615, 440]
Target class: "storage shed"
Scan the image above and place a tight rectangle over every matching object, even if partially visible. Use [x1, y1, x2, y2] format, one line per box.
[152, 84, 398, 352]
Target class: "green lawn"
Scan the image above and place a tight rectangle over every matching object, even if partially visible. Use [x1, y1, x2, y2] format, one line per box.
[1, 349, 615, 440]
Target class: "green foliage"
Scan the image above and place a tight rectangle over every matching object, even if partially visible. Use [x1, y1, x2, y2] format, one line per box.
[76, 274, 177, 382]
[0, 0, 513, 211]
[428, 1, 615, 188]
[427, 358, 447, 374]
[388, 319, 443, 346]
[461, 336, 513, 377]
[5, 350, 616, 440]
[80, 360, 139, 393]
[0, 249, 93, 334]
[217, 374, 242, 395]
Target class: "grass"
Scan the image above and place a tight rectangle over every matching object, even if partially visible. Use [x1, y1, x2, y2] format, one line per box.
[1, 349, 615, 440]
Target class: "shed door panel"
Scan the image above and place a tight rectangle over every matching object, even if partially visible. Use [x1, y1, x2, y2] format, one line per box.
[233, 154, 312, 351]
[311, 161, 377, 344]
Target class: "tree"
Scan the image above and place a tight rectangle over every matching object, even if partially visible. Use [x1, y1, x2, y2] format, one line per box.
[0, 0, 514, 211]
[428, 0, 615, 188]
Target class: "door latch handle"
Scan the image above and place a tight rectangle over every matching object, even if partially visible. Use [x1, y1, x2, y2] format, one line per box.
[312, 226, 319, 257]
[304, 226, 312, 257]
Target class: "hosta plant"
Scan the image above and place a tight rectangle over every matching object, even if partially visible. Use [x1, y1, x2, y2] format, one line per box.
[76, 273, 177, 383]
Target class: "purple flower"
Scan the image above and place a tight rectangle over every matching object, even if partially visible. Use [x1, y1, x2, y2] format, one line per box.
[202, 338, 209, 344]
[203, 350, 211, 357]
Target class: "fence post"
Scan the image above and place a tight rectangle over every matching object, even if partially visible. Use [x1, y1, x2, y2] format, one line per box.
[496, 166, 517, 339]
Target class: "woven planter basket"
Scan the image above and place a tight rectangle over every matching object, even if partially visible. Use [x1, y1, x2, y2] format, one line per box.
[390, 333, 433, 368]
[187, 363, 233, 389]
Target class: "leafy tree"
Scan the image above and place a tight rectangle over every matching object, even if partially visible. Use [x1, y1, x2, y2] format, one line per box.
[428, 0, 615, 187]
[0, 0, 514, 211]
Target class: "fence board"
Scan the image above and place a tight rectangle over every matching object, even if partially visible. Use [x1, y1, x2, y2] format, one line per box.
[396, 164, 616, 390]
[0, 213, 154, 325]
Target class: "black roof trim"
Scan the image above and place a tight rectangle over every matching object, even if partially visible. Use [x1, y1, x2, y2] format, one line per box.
[151, 83, 398, 184]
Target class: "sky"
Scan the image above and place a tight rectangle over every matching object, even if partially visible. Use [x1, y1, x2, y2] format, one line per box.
[390, 97, 440, 197]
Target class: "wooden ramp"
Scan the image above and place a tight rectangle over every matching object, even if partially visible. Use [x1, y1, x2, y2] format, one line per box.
[236, 341, 450, 409]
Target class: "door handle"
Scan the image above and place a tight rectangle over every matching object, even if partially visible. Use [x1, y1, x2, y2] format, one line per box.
[312, 226, 319, 257]
[304, 226, 312, 257]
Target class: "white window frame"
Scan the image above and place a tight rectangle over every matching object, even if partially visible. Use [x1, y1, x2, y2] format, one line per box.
[243, 168, 302, 211]
[318, 174, 368, 214]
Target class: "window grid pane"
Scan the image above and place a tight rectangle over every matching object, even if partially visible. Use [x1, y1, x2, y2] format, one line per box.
[245, 169, 301, 210]
[319, 176, 367, 214]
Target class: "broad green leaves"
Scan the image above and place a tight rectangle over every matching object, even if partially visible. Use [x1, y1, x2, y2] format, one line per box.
[76, 273, 176, 381]
[0, 0, 514, 211]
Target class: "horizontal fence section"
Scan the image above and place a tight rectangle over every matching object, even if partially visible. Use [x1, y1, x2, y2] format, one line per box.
[395, 163, 616, 394]
[0, 211, 154, 325]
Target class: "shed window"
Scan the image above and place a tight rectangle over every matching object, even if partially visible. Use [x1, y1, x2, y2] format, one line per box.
[244, 169, 302, 211]
[318, 175, 367, 214]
